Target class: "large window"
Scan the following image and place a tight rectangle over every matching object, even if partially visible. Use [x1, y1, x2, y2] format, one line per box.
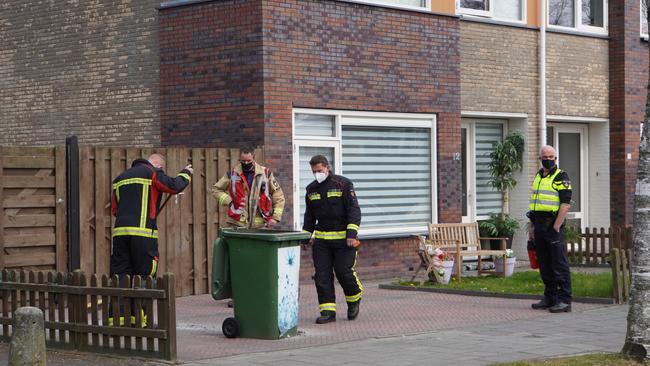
[549, 0, 607, 34]
[459, 0, 525, 22]
[293, 110, 437, 236]
[342, 0, 429, 10]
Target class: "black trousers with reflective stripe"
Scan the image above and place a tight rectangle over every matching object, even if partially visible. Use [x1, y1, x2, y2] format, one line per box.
[110, 235, 159, 278]
[534, 222, 572, 304]
[312, 239, 362, 312]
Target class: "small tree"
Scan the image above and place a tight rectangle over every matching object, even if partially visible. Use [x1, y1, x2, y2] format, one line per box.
[487, 131, 525, 217]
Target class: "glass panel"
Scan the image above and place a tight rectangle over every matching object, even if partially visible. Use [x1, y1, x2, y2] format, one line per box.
[582, 0, 604, 27]
[643, 0, 649, 35]
[494, 0, 523, 20]
[461, 128, 468, 217]
[295, 114, 335, 137]
[558, 132, 581, 212]
[342, 126, 432, 228]
[549, 0, 575, 27]
[366, 0, 426, 7]
[475, 124, 503, 216]
[461, 0, 489, 11]
[298, 146, 335, 228]
[547, 126, 555, 147]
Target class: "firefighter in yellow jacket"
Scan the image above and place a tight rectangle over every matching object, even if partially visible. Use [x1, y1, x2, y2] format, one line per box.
[211, 147, 285, 229]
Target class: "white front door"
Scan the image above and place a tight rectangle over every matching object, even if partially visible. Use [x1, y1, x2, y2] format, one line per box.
[547, 123, 589, 229]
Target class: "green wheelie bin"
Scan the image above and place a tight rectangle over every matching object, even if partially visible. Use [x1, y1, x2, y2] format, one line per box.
[211, 228, 310, 339]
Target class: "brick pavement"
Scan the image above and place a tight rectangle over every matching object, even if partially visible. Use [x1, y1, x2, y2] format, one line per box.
[0, 281, 620, 365]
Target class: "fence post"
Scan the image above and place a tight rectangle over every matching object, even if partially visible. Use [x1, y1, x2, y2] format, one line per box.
[611, 248, 622, 304]
[66, 136, 81, 271]
[160, 274, 176, 361]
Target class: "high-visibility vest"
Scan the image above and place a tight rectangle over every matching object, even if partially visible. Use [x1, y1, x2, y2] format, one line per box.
[529, 168, 569, 212]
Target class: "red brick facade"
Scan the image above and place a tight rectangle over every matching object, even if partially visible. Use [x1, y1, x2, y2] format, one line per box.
[609, 0, 649, 227]
[159, 0, 461, 278]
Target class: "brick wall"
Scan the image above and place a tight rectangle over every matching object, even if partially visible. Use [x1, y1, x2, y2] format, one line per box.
[0, 0, 160, 146]
[609, 0, 648, 227]
[546, 33, 609, 118]
[159, 0, 265, 148]
[160, 0, 461, 279]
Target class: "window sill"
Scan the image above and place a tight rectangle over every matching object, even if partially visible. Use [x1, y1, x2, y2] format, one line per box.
[358, 228, 428, 240]
[459, 14, 533, 30]
[546, 26, 609, 39]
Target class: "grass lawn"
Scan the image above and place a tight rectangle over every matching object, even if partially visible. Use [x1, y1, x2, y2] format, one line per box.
[491, 353, 649, 365]
[398, 270, 612, 299]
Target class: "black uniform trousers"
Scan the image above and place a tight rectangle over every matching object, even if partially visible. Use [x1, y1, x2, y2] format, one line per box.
[110, 235, 159, 279]
[534, 222, 572, 304]
[312, 238, 363, 313]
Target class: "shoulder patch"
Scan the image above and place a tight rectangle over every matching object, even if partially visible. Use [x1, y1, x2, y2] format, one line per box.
[562, 180, 571, 188]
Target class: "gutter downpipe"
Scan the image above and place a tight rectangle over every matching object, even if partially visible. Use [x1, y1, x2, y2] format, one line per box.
[539, 0, 547, 147]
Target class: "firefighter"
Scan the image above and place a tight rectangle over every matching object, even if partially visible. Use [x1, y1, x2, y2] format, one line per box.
[211, 147, 285, 229]
[110, 153, 192, 326]
[528, 145, 572, 313]
[303, 155, 362, 324]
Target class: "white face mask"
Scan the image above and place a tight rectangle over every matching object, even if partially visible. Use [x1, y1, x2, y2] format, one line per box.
[314, 172, 328, 183]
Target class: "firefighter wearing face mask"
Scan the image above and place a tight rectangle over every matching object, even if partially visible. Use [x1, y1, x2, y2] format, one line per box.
[303, 154, 362, 324]
[212, 147, 285, 229]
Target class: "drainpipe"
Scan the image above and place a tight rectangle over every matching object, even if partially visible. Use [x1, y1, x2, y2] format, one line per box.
[539, 0, 547, 147]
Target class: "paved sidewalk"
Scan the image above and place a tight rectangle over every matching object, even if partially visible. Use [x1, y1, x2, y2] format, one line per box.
[0, 282, 625, 365]
[186, 305, 627, 366]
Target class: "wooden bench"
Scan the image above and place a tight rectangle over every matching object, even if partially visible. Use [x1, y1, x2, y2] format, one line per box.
[415, 222, 509, 282]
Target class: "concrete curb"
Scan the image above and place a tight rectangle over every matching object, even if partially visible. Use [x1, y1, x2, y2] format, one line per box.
[377, 283, 615, 305]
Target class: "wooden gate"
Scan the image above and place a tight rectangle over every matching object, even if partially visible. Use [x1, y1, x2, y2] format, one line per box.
[1, 146, 261, 296]
[0, 147, 67, 272]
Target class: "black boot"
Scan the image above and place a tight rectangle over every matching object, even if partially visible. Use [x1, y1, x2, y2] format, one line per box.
[316, 311, 336, 324]
[347, 301, 360, 320]
[531, 299, 554, 310]
[549, 302, 571, 313]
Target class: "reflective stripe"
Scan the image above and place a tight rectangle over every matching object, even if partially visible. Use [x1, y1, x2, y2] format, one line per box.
[254, 217, 264, 224]
[302, 229, 313, 234]
[273, 207, 283, 215]
[319, 303, 336, 312]
[352, 250, 364, 294]
[113, 178, 152, 190]
[178, 172, 191, 182]
[345, 293, 362, 302]
[140, 182, 149, 228]
[308, 193, 321, 201]
[530, 199, 560, 207]
[150, 259, 158, 277]
[314, 230, 347, 240]
[347, 224, 359, 232]
[218, 193, 230, 206]
[536, 190, 559, 197]
[327, 191, 342, 198]
[112, 226, 158, 238]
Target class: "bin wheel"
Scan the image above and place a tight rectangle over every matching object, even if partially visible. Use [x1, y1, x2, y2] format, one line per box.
[222, 317, 239, 338]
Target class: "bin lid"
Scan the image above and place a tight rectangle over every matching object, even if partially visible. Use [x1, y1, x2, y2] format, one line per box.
[219, 228, 311, 242]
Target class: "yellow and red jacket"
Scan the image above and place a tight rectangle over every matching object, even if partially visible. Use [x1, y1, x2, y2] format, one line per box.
[111, 159, 192, 238]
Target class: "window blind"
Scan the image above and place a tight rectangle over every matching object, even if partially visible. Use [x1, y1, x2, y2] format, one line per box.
[475, 124, 503, 216]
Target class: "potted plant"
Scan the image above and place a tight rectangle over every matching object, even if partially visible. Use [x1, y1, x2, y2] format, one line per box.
[479, 214, 520, 250]
[494, 249, 517, 277]
[481, 131, 525, 250]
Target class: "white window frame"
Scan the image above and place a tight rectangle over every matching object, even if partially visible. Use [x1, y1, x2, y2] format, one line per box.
[548, 0, 608, 35]
[339, 0, 431, 12]
[460, 119, 507, 223]
[292, 108, 437, 238]
[642, 0, 649, 40]
[457, 0, 527, 24]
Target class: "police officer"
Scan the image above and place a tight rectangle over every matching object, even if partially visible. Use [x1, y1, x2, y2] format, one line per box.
[528, 145, 572, 313]
[110, 153, 192, 325]
[303, 155, 362, 324]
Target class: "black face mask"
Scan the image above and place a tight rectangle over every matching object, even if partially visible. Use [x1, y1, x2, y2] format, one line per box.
[541, 159, 555, 170]
[241, 162, 254, 171]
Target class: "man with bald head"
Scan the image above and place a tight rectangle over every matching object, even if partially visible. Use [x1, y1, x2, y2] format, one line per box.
[528, 145, 572, 313]
[109, 153, 192, 326]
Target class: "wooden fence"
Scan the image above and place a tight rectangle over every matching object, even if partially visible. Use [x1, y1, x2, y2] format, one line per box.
[565, 227, 631, 266]
[0, 270, 176, 360]
[611, 248, 632, 304]
[1, 146, 262, 296]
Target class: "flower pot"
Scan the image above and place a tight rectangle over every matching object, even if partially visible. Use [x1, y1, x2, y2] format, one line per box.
[441, 260, 455, 284]
[494, 257, 516, 277]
